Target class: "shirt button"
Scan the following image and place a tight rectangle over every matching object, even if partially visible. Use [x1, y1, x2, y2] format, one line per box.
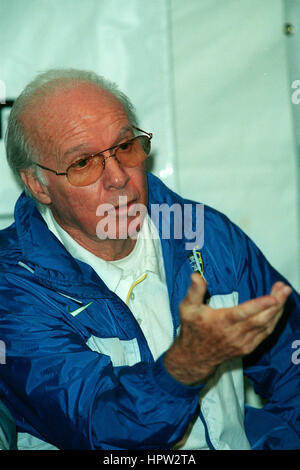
[130, 292, 135, 301]
[137, 317, 142, 324]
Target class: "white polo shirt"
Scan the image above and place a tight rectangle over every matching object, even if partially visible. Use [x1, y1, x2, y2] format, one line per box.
[40, 208, 174, 361]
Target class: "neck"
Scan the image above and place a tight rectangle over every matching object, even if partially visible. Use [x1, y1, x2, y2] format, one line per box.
[69, 233, 137, 261]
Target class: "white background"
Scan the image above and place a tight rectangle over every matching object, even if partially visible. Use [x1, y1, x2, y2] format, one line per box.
[0, 0, 299, 290]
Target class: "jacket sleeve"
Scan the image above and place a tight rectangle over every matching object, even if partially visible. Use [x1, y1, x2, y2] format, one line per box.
[0, 292, 202, 450]
[228, 221, 300, 450]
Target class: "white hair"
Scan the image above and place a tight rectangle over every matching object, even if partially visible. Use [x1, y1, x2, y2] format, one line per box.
[5, 68, 138, 196]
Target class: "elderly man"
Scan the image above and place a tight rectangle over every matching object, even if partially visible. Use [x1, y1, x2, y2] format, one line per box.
[0, 69, 299, 451]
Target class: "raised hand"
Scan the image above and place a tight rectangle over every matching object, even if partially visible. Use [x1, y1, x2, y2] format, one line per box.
[164, 274, 292, 385]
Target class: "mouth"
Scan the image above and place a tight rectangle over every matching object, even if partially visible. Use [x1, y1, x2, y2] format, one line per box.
[114, 198, 137, 215]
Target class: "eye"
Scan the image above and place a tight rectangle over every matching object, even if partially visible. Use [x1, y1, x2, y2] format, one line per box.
[72, 157, 90, 169]
[118, 141, 133, 152]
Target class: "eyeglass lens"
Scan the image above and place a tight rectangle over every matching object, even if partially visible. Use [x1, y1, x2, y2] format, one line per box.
[67, 135, 151, 187]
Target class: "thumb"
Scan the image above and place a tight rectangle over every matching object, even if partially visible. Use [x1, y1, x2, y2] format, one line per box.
[185, 273, 207, 306]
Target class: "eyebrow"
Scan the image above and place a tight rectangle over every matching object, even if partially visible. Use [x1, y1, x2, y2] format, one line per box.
[63, 125, 134, 160]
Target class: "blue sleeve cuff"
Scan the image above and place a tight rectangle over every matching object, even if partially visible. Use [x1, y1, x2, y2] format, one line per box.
[151, 352, 205, 399]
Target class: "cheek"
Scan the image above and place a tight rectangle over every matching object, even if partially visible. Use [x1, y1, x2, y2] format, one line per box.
[68, 187, 99, 211]
[68, 193, 108, 237]
[48, 180, 100, 220]
[63, 188, 102, 235]
[129, 167, 148, 204]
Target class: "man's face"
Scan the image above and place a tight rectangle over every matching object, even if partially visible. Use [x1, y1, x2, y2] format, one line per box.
[22, 83, 148, 247]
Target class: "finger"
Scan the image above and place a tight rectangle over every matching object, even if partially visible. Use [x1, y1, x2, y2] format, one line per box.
[265, 307, 284, 333]
[241, 283, 291, 328]
[185, 273, 207, 306]
[270, 281, 284, 296]
[242, 304, 285, 354]
[244, 304, 284, 332]
[231, 295, 277, 323]
[241, 327, 273, 355]
[270, 282, 292, 303]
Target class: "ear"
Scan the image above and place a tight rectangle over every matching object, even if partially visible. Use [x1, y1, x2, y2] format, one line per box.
[20, 169, 52, 205]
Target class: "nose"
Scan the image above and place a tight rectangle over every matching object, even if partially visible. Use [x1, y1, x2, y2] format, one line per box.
[102, 155, 129, 190]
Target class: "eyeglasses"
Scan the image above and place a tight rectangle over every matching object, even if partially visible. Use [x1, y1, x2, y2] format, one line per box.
[35, 126, 152, 187]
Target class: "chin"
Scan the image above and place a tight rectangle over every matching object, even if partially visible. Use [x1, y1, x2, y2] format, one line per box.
[95, 213, 144, 241]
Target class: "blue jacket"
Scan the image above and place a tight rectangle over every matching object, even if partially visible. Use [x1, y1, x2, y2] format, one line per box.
[0, 172, 299, 450]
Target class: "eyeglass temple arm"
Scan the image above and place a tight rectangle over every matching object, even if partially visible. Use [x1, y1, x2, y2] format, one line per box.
[35, 163, 67, 176]
[133, 126, 152, 140]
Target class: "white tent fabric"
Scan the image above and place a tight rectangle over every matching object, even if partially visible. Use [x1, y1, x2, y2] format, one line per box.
[171, 0, 299, 290]
[0, 0, 298, 290]
[0, 0, 177, 224]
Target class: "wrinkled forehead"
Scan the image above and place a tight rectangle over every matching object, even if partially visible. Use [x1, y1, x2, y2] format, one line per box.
[20, 82, 129, 164]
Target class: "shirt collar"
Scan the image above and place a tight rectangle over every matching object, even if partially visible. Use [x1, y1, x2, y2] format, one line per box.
[40, 207, 165, 292]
